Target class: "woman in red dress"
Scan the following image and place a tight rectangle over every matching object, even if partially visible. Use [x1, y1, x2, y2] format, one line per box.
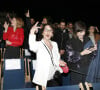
[3, 16, 24, 59]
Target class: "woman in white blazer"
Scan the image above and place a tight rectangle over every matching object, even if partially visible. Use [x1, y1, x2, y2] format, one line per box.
[29, 22, 67, 90]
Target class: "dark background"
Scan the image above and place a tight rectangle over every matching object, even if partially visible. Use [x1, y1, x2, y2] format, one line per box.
[0, 1, 100, 28]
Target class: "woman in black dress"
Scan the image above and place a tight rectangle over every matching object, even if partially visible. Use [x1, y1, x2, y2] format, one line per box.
[65, 21, 97, 85]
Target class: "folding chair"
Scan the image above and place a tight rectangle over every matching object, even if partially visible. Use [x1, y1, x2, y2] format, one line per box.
[24, 49, 33, 82]
[3, 59, 25, 90]
[62, 72, 71, 86]
[30, 60, 36, 81]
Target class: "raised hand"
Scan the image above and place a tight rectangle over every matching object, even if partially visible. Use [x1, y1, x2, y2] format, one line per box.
[25, 9, 30, 17]
[95, 26, 99, 32]
[3, 21, 9, 32]
[30, 22, 41, 34]
[6, 13, 12, 22]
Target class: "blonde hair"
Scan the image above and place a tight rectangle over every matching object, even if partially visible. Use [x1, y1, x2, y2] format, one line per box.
[16, 17, 24, 28]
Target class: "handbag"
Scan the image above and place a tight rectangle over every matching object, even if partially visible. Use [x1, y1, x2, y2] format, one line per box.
[59, 64, 69, 73]
[53, 70, 61, 80]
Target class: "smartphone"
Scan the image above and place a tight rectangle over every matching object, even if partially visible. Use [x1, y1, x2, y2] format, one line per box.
[88, 46, 94, 49]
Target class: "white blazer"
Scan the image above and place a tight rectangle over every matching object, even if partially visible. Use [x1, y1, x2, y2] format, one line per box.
[29, 34, 62, 87]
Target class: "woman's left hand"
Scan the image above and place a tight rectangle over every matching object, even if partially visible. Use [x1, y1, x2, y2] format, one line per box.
[6, 40, 12, 45]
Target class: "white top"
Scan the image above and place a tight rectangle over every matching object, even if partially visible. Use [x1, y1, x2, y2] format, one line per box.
[89, 35, 95, 45]
[29, 34, 63, 87]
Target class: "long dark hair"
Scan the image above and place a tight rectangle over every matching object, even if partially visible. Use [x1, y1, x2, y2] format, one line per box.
[88, 26, 99, 34]
[73, 21, 87, 38]
[86, 26, 100, 40]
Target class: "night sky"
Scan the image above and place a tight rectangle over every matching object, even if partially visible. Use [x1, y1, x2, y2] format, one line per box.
[0, 1, 100, 27]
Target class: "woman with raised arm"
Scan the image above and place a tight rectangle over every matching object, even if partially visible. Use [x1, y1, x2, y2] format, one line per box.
[29, 22, 67, 90]
[3, 16, 24, 59]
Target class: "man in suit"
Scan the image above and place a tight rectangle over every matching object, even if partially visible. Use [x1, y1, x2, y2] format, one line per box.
[53, 20, 69, 60]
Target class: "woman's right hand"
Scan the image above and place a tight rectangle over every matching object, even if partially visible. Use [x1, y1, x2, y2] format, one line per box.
[80, 48, 92, 56]
[80, 44, 97, 56]
[30, 22, 41, 34]
[3, 22, 9, 32]
[25, 9, 30, 17]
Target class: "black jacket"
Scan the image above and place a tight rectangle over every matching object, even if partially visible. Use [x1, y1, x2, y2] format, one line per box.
[53, 28, 69, 51]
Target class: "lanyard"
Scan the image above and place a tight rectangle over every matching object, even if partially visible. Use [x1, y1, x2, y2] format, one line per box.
[41, 41, 55, 66]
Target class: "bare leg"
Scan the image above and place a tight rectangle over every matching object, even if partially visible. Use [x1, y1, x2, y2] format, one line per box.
[36, 85, 39, 90]
[85, 82, 92, 90]
[79, 82, 84, 90]
[42, 86, 46, 90]
[36, 85, 46, 90]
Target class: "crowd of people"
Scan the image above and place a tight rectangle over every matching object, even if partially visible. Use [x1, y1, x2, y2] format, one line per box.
[0, 10, 100, 90]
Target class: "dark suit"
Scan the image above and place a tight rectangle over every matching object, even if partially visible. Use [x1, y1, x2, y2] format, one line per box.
[53, 28, 69, 50]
